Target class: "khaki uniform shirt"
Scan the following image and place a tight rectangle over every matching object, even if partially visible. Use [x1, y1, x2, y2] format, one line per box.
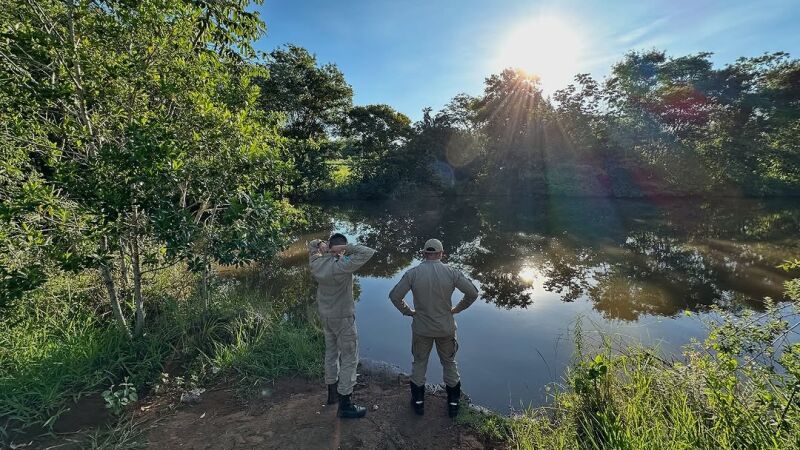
[308, 241, 376, 319]
[389, 260, 479, 337]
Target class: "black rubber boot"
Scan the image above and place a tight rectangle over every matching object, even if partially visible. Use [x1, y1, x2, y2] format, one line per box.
[326, 383, 338, 405]
[446, 382, 461, 418]
[409, 382, 425, 416]
[338, 393, 367, 419]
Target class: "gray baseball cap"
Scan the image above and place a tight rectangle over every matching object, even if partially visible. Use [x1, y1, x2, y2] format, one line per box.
[422, 238, 444, 253]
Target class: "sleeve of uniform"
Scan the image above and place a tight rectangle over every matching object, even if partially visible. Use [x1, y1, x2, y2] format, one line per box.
[453, 270, 479, 312]
[308, 239, 323, 264]
[335, 243, 377, 274]
[388, 271, 414, 316]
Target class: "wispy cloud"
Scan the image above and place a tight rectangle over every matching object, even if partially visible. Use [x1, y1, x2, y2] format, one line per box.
[616, 16, 670, 45]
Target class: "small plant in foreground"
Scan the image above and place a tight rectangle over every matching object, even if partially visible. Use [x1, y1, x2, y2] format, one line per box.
[102, 379, 139, 416]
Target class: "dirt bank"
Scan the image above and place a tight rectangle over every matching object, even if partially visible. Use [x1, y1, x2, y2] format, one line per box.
[146, 375, 484, 449]
[24, 361, 490, 450]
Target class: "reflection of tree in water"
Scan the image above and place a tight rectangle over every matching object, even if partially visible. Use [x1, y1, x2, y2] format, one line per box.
[449, 223, 538, 308]
[343, 216, 419, 278]
[332, 201, 486, 278]
[539, 243, 596, 303]
[585, 232, 718, 321]
[292, 198, 799, 321]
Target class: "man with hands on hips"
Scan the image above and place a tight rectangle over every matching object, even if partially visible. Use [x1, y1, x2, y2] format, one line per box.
[388, 238, 479, 418]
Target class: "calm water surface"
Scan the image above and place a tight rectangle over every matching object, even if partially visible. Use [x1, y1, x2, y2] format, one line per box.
[232, 197, 800, 412]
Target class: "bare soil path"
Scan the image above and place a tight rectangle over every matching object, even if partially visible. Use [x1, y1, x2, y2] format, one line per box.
[145, 373, 485, 450]
[23, 363, 489, 450]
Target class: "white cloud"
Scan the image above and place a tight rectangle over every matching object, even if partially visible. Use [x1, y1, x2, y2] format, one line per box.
[616, 16, 671, 45]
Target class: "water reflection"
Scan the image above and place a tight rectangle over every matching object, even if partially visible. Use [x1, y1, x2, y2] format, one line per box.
[311, 197, 798, 321]
[221, 197, 799, 411]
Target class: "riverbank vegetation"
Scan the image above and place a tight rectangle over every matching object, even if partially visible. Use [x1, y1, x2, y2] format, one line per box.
[460, 262, 800, 449]
[0, 264, 323, 441]
[2, 0, 799, 446]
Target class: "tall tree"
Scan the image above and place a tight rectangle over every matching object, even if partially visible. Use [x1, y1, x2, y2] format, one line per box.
[255, 45, 353, 197]
[343, 104, 412, 196]
[0, 0, 293, 334]
[474, 68, 548, 194]
[256, 45, 353, 140]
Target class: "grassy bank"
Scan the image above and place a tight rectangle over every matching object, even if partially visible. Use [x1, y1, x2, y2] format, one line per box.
[0, 265, 324, 443]
[3, 260, 798, 449]
[459, 299, 800, 449]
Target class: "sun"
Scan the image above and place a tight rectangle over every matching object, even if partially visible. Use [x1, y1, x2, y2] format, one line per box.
[518, 266, 537, 285]
[495, 15, 585, 91]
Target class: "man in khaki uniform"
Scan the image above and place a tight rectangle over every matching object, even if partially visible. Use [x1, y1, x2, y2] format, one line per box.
[388, 238, 479, 417]
[308, 233, 376, 419]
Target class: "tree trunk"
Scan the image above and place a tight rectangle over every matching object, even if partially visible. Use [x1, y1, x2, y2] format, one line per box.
[131, 207, 145, 337]
[200, 257, 211, 309]
[118, 240, 130, 301]
[101, 237, 131, 339]
[65, 0, 96, 148]
[131, 234, 144, 337]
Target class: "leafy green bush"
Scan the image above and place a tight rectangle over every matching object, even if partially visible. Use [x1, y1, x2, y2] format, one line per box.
[102, 379, 139, 416]
[463, 268, 800, 449]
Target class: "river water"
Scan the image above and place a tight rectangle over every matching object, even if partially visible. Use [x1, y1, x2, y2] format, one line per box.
[230, 197, 800, 412]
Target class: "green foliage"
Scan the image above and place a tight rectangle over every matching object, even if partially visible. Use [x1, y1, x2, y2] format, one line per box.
[201, 312, 323, 382]
[455, 406, 511, 443]
[473, 69, 550, 194]
[0, 273, 175, 436]
[256, 45, 353, 141]
[83, 416, 149, 450]
[337, 104, 414, 197]
[339, 51, 800, 200]
[463, 301, 800, 449]
[0, 0, 296, 335]
[102, 379, 138, 416]
[0, 266, 323, 441]
[781, 260, 800, 302]
[254, 45, 353, 198]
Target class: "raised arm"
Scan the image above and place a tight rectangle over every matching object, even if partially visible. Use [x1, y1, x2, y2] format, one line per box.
[388, 271, 415, 316]
[451, 270, 479, 314]
[308, 239, 325, 264]
[335, 243, 377, 274]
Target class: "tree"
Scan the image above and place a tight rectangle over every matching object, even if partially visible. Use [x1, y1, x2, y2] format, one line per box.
[402, 101, 486, 189]
[254, 45, 353, 197]
[0, 0, 293, 336]
[474, 68, 549, 194]
[256, 45, 353, 140]
[343, 104, 412, 195]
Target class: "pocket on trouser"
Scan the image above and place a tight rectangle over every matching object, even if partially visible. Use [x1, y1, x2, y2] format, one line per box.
[338, 331, 359, 393]
[337, 318, 358, 365]
[340, 333, 358, 360]
[437, 335, 458, 361]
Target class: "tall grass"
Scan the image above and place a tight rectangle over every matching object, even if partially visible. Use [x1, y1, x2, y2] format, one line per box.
[0, 265, 323, 443]
[0, 273, 173, 437]
[460, 301, 800, 450]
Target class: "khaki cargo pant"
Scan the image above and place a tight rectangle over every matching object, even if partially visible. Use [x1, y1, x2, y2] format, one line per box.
[322, 316, 358, 395]
[411, 333, 460, 388]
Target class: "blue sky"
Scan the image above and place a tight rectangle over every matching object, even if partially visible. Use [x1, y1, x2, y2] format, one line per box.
[255, 0, 800, 121]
